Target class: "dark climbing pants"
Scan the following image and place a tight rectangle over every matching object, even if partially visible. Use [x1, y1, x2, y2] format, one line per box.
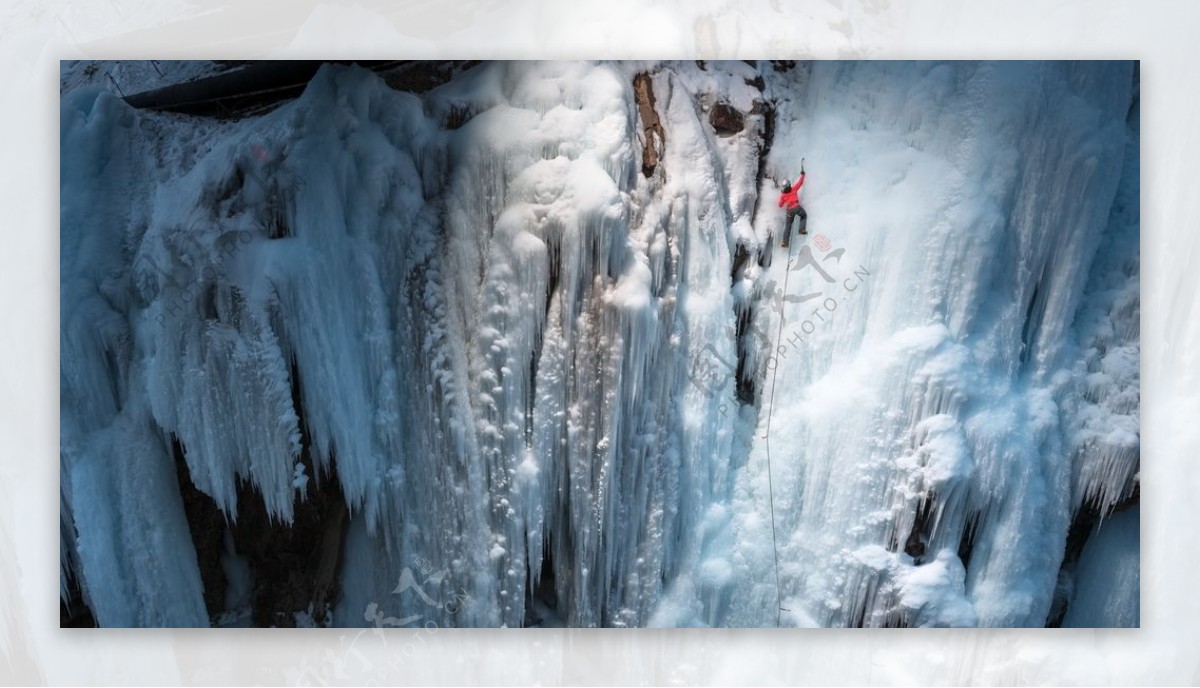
[783, 205, 807, 244]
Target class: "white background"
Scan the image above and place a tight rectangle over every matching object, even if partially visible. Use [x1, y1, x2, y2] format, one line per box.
[4, 0, 1197, 684]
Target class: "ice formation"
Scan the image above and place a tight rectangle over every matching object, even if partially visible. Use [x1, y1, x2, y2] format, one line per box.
[59, 60, 1139, 628]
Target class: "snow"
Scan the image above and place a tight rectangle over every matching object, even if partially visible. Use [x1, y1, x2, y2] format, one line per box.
[60, 60, 1138, 628]
[895, 549, 977, 627]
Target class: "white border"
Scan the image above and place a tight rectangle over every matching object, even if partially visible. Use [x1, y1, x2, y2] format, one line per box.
[5, 0, 1197, 684]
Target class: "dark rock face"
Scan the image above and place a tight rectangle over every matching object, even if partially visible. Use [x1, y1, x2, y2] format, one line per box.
[124, 60, 478, 119]
[709, 102, 745, 136]
[170, 434, 228, 617]
[633, 73, 666, 178]
[168, 365, 352, 627]
[1045, 485, 1140, 627]
[227, 469, 348, 627]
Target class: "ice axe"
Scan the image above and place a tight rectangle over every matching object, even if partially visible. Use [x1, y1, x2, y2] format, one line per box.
[765, 158, 804, 188]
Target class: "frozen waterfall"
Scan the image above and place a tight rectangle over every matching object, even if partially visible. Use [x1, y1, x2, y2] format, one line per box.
[59, 60, 1139, 628]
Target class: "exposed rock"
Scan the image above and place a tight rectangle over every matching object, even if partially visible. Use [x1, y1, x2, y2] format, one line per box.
[444, 104, 474, 130]
[59, 578, 98, 627]
[380, 60, 480, 94]
[1045, 483, 1140, 627]
[633, 73, 667, 178]
[124, 60, 477, 120]
[168, 365, 352, 627]
[709, 101, 745, 137]
[228, 464, 349, 627]
[750, 97, 777, 241]
[730, 243, 757, 404]
[171, 434, 227, 618]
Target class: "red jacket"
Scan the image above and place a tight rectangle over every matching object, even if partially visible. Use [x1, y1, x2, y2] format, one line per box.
[778, 172, 805, 209]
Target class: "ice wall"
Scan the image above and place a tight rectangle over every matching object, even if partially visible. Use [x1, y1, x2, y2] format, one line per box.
[61, 88, 210, 626]
[59, 60, 1138, 628]
[723, 61, 1139, 628]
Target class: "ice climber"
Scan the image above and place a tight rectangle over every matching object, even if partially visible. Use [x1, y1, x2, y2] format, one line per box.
[778, 160, 807, 248]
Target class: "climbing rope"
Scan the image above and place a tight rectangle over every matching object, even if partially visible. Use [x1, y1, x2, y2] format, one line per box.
[762, 229, 797, 627]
